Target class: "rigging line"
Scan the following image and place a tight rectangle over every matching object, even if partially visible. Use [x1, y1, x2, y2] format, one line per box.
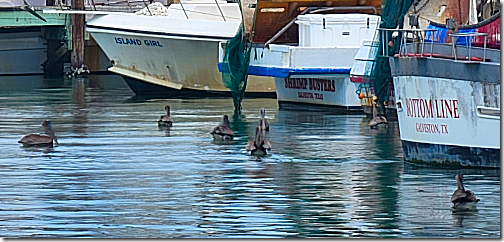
[169, 8, 241, 20]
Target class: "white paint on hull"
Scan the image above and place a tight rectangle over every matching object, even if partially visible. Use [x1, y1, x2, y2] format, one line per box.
[86, 4, 275, 93]
[393, 75, 500, 149]
[276, 75, 361, 108]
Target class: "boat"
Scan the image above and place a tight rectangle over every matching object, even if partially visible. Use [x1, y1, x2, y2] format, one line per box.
[86, 0, 276, 97]
[0, 0, 68, 75]
[383, 7, 500, 167]
[218, 0, 383, 112]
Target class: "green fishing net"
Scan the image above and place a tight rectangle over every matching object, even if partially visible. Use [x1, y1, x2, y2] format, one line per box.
[221, 24, 251, 112]
[366, 0, 414, 112]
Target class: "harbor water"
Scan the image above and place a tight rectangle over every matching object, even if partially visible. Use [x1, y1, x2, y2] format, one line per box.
[0, 75, 500, 238]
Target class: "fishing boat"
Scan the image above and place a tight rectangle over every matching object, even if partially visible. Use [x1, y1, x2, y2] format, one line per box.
[86, 0, 275, 97]
[383, 6, 500, 167]
[218, 0, 383, 112]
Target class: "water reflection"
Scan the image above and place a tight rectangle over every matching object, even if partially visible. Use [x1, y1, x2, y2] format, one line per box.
[0, 75, 499, 238]
[158, 126, 172, 137]
[71, 78, 88, 135]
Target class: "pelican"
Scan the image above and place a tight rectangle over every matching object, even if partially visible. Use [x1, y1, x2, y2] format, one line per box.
[18, 120, 58, 147]
[210, 115, 234, 140]
[246, 108, 271, 155]
[158, 105, 173, 127]
[256, 108, 270, 132]
[451, 174, 480, 208]
[369, 96, 388, 128]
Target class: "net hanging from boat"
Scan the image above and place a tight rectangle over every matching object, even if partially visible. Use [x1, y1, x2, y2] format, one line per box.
[221, 15, 252, 112]
[365, 0, 414, 112]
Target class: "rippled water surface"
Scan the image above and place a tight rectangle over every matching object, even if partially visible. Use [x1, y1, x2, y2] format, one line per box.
[0, 75, 500, 238]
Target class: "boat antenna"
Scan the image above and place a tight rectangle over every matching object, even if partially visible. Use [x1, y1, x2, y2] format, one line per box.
[141, 0, 153, 16]
[179, 0, 189, 19]
[215, 0, 226, 21]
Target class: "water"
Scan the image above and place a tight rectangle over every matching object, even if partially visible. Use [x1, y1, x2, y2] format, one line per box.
[0, 75, 500, 238]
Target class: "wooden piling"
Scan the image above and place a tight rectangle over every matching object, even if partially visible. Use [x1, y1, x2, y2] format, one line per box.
[71, 0, 85, 68]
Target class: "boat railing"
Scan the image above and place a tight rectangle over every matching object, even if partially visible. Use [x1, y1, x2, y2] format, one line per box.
[379, 28, 489, 63]
[449, 32, 488, 62]
[378, 28, 438, 57]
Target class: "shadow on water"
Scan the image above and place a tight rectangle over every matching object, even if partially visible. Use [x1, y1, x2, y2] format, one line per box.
[158, 126, 171, 137]
[230, 110, 249, 138]
[21, 145, 54, 154]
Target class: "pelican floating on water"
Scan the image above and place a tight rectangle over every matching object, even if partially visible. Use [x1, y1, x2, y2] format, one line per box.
[158, 105, 173, 127]
[18, 120, 58, 147]
[210, 115, 234, 140]
[369, 96, 388, 128]
[246, 108, 271, 155]
[451, 174, 480, 208]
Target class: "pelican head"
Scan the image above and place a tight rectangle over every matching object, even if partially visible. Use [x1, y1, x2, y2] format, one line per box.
[223, 114, 231, 127]
[42, 120, 58, 145]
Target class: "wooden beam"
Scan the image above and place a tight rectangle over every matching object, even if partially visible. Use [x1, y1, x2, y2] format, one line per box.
[71, 0, 85, 68]
[0, 10, 68, 27]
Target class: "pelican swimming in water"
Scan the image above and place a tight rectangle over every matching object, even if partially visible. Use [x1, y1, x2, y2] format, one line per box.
[246, 108, 271, 155]
[210, 115, 235, 140]
[158, 105, 173, 127]
[451, 174, 480, 208]
[18, 120, 58, 147]
[369, 96, 388, 128]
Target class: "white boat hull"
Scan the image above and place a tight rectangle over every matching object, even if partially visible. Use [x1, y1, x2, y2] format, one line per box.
[393, 75, 500, 167]
[275, 75, 362, 111]
[86, 8, 275, 96]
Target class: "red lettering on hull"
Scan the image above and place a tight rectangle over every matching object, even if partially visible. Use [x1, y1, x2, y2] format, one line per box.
[405, 98, 459, 119]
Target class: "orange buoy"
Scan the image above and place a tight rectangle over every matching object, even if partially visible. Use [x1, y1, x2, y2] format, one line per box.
[358, 92, 365, 99]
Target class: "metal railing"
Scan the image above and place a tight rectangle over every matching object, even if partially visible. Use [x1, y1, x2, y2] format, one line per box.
[449, 32, 488, 61]
[378, 28, 489, 62]
[378, 28, 437, 57]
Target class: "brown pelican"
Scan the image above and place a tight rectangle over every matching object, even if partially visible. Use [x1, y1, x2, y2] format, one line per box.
[451, 174, 480, 208]
[18, 120, 58, 147]
[369, 96, 388, 128]
[246, 108, 271, 155]
[158, 105, 173, 127]
[257, 108, 270, 132]
[210, 115, 234, 140]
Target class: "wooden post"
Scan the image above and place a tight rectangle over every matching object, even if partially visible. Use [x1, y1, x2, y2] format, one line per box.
[71, 0, 84, 68]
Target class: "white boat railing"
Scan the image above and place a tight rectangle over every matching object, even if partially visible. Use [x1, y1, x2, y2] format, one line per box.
[378, 28, 437, 57]
[378, 28, 489, 62]
[449, 32, 488, 62]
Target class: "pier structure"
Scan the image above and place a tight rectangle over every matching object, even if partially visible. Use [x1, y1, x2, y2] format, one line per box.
[0, 0, 169, 75]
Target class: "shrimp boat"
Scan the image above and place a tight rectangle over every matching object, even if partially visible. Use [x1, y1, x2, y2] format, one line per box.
[383, 7, 500, 167]
[218, 0, 383, 112]
[85, 0, 275, 97]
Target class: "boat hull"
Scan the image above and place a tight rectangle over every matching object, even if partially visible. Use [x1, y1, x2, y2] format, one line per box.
[274, 75, 362, 113]
[391, 53, 500, 168]
[86, 13, 276, 97]
[122, 76, 276, 98]
[0, 29, 46, 75]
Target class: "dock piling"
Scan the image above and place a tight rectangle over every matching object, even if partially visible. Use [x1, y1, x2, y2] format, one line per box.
[71, 0, 85, 69]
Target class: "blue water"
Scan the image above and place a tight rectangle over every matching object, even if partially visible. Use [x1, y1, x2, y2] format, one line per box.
[0, 75, 500, 238]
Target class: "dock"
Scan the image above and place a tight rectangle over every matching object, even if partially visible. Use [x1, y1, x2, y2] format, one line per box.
[0, 1, 154, 75]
